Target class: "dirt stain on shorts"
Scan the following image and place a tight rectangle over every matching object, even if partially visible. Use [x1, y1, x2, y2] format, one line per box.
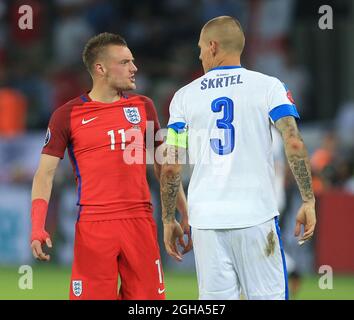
[265, 230, 276, 257]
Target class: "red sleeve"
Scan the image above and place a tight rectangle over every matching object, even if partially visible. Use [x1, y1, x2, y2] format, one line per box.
[144, 97, 162, 147]
[42, 106, 71, 159]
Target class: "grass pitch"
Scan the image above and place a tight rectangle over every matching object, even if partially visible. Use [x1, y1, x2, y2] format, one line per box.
[0, 265, 353, 300]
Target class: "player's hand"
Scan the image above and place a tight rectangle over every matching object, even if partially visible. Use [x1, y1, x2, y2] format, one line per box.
[294, 200, 316, 245]
[180, 216, 193, 254]
[31, 230, 52, 262]
[163, 219, 185, 262]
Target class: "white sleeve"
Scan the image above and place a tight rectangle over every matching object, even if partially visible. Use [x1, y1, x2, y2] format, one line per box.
[167, 91, 187, 132]
[268, 78, 300, 124]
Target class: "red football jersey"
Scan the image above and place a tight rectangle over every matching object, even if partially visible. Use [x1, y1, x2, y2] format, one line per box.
[42, 93, 161, 221]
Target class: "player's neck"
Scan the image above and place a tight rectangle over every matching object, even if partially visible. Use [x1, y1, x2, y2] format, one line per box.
[212, 56, 241, 69]
[88, 85, 122, 103]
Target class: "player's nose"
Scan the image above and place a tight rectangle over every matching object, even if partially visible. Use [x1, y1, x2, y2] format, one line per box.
[131, 62, 138, 73]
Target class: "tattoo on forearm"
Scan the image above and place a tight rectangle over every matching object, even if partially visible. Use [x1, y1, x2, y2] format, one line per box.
[288, 154, 314, 201]
[276, 117, 315, 202]
[166, 145, 182, 165]
[161, 173, 181, 222]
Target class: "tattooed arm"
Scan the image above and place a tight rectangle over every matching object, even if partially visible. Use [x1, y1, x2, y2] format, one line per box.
[275, 116, 316, 243]
[154, 156, 188, 221]
[155, 144, 191, 250]
[160, 145, 191, 261]
[160, 166, 181, 223]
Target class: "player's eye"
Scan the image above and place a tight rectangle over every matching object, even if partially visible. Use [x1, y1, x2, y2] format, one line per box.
[119, 59, 129, 64]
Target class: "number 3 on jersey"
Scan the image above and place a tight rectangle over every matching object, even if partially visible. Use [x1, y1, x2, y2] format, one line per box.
[210, 97, 235, 155]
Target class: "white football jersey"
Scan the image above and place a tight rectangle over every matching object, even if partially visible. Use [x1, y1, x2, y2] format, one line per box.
[167, 66, 299, 229]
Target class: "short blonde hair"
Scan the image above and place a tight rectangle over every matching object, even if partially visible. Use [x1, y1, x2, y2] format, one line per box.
[202, 16, 245, 54]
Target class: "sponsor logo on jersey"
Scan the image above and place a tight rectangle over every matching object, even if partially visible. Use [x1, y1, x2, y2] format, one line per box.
[82, 117, 98, 124]
[123, 107, 141, 124]
[44, 128, 51, 146]
[72, 280, 83, 297]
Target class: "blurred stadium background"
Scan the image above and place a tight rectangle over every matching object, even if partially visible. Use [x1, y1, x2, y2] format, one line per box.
[0, 0, 353, 300]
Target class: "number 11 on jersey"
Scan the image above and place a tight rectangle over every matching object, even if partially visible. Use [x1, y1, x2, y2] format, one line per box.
[107, 129, 126, 150]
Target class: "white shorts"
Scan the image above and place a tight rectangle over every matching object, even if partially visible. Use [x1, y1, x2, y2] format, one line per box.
[192, 217, 288, 300]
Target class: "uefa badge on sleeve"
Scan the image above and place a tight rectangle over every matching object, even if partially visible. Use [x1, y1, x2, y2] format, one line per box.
[72, 280, 83, 297]
[123, 107, 141, 124]
[43, 128, 51, 146]
[287, 90, 295, 104]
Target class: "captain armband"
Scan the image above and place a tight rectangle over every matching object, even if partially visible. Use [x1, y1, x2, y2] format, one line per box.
[166, 123, 188, 149]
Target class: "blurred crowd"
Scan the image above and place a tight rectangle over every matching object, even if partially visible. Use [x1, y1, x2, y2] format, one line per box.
[0, 0, 330, 129]
[0, 0, 353, 275]
[0, 0, 247, 133]
[0, 0, 353, 192]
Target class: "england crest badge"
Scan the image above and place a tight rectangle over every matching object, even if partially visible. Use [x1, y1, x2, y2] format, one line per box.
[123, 107, 141, 124]
[72, 280, 83, 297]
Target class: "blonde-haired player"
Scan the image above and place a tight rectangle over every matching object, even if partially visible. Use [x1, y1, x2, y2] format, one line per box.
[160, 16, 316, 300]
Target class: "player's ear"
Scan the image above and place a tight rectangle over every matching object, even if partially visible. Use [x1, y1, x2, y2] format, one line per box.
[210, 40, 217, 56]
[94, 63, 105, 76]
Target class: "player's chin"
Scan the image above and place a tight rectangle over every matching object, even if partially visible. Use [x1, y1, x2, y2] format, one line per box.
[125, 82, 136, 91]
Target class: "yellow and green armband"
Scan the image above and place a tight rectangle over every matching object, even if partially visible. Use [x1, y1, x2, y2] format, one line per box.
[166, 124, 188, 148]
